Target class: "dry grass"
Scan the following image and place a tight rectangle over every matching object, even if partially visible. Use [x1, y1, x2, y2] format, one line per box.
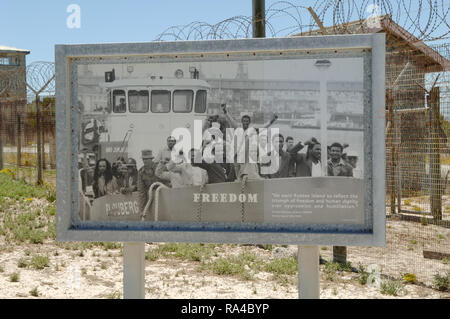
[0, 171, 449, 298]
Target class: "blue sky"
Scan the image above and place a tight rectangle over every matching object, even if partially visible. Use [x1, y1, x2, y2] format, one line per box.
[1, 0, 253, 63]
[1, 1, 446, 65]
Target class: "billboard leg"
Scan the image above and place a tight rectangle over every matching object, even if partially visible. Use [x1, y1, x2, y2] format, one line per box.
[298, 245, 320, 299]
[123, 242, 145, 299]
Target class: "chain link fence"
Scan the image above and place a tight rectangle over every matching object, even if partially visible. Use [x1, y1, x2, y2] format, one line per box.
[382, 42, 449, 286]
[0, 59, 55, 186]
[0, 96, 55, 186]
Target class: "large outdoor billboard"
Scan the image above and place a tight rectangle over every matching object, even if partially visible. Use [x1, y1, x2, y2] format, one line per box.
[56, 35, 385, 245]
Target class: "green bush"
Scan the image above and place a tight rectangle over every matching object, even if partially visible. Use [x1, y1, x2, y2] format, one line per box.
[357, 263, 369, 285]
[209, 258, 248, 279]
[29, 287, 40, 297]
[145, 249, 160, 261]
[107, 291, 122, 299]
[9, 272, 20, 282]
[159, 243, 216, 262]
[264, 257, 297, 275]
[420, 217, 428, 226]
[101, 242, 122, 251]
[380, 279, 406, 296]
[18, 258, 29, 268]
[204, 251, 263, 281]
[30, 255, 50, 270]
[323, 262, 340, 281]
[29, 230, 46, 244]
[0, 173, 47, 200]
[433, 272, 449, 292]
[45, 185, 56, 203]
[402, 273, 418, 284]
[0, 168, 15, 179]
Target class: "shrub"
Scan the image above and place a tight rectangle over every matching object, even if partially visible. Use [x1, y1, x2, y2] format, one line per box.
[380, 279, 406, 296]
[210, 258, 245, 276]
[0, 173, 47, 199]
[264, 257, 297, 275]
[29, 287, 40, 297]
[9, 272, 20, 282]
[102, 242, 122, 251]
[107, 291, 122, 299]
[420, 217, 428, 226]
[29, 230, 46, 244]
[18, 258, 28, 268]
[159, 243, 216, 262]
[403, 273, 418, 284]
[145, 249, 160, 261]
[322, 262, 341, 281]
[432, 272, 449, 292]
[44, 183, 56, 203]
[357, 263, 369, 285]
[30, 255, 50, 270]
[0, 168, 15, 179]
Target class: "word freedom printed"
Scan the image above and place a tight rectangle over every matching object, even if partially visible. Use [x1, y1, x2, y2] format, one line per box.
[171, 120, 281, 173]
[193, 192, 258, 203]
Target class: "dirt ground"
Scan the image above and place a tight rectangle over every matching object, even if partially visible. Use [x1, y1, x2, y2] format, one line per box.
[0, 199, 449, 299]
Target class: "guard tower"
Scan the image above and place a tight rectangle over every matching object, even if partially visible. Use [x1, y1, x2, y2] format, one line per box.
[0, 45, 30, 169]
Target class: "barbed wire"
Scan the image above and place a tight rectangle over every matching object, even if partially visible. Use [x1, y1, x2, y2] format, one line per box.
[26, 61, 55, 98]
[1, 1, 447, 103]
[155, 0, 449, 42]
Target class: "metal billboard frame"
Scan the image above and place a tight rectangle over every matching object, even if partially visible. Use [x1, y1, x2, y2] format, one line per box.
[56, 34, 385, 246]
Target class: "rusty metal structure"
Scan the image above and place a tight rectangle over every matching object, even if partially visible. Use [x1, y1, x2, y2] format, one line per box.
[0, 45, 29, 173]
[0, 54, 55, 185]
[294, 14, 450, 223]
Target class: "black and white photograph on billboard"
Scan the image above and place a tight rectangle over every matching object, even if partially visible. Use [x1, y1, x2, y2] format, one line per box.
[75, 54, 366, 225]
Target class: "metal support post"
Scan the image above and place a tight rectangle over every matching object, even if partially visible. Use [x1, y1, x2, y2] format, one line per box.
[298, 245, 320, 299]
[123, 242, 145, 299]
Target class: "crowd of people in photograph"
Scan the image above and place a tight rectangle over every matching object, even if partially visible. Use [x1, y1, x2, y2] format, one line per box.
[86, 104, 361, 212]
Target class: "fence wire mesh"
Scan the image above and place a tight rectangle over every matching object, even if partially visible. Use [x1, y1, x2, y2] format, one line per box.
[0, 96, 56, 186]
[382, 42, 449, 286]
